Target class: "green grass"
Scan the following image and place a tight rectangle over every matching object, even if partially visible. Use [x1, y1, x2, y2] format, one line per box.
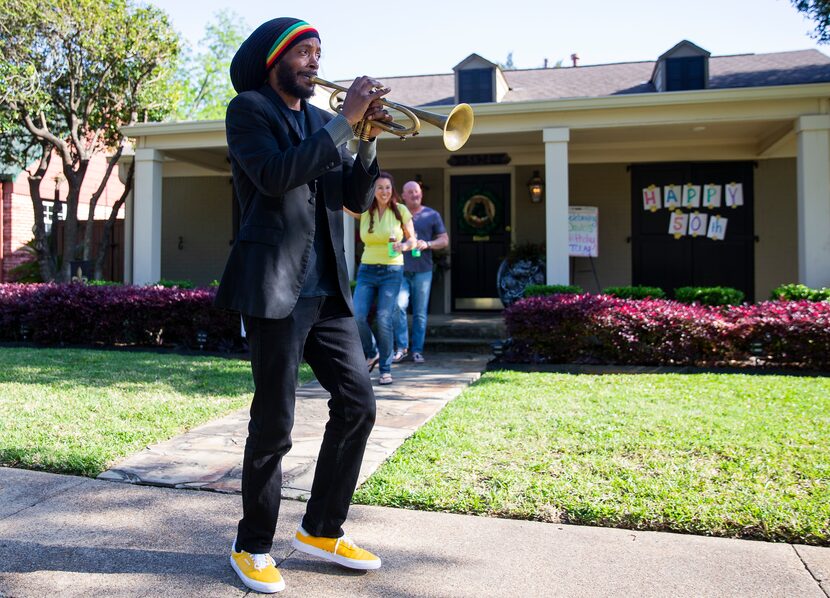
[0, 347, 313, 477]
[355, 371, 830, 545]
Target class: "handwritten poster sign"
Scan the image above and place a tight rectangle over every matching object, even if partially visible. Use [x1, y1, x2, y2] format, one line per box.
[642, 185, 661, 212]
[682, 183, 701, 208]
[664, 184, 681, 209]
[725, 182, 744, 208]
[568, 206, 598, 257]
[669, 211, 689, 238]
[707, 215, 728, 240]
[641, 180, 745, 242]
[702, 184, 722, 209]
[688, 212, 708, 237]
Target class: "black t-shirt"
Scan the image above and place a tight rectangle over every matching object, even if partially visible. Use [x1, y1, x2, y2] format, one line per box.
[291, 108, 338, 297]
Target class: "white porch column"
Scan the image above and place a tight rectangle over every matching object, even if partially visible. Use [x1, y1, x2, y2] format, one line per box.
[133, 149, 163, 285]
[543, 127, 570, 285]
[796, 115, 830, 288]
[344, 215, 356, 280]
[123, 188, 134, 284]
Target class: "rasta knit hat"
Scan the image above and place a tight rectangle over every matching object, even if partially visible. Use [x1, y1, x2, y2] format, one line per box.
[229, 18, 320, 93]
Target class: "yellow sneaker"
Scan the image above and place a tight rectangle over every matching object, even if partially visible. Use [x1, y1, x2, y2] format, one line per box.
[291, 526, 381, 570]
[230, 540, 285, 593]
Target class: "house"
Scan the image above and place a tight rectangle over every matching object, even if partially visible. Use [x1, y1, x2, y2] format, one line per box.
[0, 152, 126, 281]
[122, 40, 830, 310]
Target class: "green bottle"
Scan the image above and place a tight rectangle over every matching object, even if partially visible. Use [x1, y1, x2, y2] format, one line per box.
[388, 235, 397, 257]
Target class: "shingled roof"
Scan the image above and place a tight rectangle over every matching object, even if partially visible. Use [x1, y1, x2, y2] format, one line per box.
[350, 49, 830, 108]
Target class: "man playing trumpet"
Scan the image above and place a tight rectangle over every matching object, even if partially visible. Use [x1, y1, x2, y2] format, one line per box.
[215, 17, 392, 593]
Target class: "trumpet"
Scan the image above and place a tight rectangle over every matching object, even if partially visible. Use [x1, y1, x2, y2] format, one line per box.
[310, 76, 474, 152]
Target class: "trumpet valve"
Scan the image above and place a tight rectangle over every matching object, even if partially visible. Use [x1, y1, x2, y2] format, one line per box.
[353, 119, 374, 142]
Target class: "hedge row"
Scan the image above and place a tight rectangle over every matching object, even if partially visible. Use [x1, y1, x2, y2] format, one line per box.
[0, 283, 242, 351]
[527, 284, 829, 306]
[771, 283, 830, 302]
[503, 293, 830, 370]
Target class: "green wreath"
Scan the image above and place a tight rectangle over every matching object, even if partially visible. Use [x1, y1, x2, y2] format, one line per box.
[458, 190, 501, 235]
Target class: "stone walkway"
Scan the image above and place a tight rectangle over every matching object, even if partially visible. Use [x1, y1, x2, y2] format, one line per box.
[98, 352, 489, 499]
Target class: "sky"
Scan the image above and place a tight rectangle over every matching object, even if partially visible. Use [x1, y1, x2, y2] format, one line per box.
[149, 0, 827, 81]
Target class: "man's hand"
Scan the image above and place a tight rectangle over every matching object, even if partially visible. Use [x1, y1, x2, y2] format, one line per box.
[340, 76, 390, 128]
[362, 98, 393, 139]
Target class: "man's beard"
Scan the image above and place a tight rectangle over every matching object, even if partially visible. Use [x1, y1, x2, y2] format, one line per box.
[276, 61, 314, 100]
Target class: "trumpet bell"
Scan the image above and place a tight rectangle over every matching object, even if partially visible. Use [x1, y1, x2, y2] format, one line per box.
[417, 103, 474, 152]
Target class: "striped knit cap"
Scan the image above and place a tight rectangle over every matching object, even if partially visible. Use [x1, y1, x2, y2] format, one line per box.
[229, 18, 320, 93]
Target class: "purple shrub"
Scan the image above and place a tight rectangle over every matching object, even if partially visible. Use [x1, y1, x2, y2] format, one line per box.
[504, 293, 830, 370]
[726, 300, 830, 369]
[504, 294, 610, 363]
[591, 297, 729, 366]
[0, 284, 41, 340]
[0, 283, 242, 351]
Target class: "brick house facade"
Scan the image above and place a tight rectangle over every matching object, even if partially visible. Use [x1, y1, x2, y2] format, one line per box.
[0, 152, 126, 281]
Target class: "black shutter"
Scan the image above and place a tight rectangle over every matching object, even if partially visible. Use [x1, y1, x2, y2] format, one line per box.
[458, 69, 493, 103]
[666, 56, 705, 91]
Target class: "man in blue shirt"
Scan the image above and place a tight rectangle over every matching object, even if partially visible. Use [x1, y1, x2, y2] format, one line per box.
[392, 180, 448, 363]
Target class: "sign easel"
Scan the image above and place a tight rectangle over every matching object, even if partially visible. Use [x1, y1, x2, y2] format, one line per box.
[568, 206, 600, 291]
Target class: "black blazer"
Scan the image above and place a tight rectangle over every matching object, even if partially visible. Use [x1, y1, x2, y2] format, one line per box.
[215, 84, 378, 319]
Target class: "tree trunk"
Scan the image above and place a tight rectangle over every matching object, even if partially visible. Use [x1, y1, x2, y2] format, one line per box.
[94, 160, 133, 281]
[59, 161, 89, 282]
[28, 175, 57, 282]
[25, 146, 57, 282]
[84, 148, 121, 265]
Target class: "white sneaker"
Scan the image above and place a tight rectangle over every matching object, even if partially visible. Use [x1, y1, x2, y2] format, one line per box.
[413, 352, 425, 364]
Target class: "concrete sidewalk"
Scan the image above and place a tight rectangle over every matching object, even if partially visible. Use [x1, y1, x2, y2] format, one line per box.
[97, 352, 490, 499]
[2, 350, 829, 596]
[1, 467, 828, 597]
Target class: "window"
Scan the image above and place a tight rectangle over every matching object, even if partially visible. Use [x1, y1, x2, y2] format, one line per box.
[42, 201, 66, 233]
[458, 68, 493, 103]
[665, 56, 706, 91]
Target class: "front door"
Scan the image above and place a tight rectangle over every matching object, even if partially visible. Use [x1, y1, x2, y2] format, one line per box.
[450, 173, 511, 310]
[630, 162, 755, 300]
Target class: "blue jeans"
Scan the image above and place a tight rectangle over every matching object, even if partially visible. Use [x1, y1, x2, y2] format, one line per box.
[353, 264, 403, 375]
[393, 270, 433, 354]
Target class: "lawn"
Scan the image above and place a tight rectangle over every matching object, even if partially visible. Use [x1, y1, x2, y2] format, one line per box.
[0, 347, 313, 477]
[354, 370, 830, 545]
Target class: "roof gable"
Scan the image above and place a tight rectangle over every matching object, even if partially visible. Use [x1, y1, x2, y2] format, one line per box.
[453, 53, 498, 71]
[658, 39, 711, 61]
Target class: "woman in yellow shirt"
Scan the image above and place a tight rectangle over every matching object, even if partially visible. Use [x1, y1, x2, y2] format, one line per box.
[351, 172, 416, 385]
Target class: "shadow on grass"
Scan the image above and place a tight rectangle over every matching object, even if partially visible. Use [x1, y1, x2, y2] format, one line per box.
[485, 361, 830, 378]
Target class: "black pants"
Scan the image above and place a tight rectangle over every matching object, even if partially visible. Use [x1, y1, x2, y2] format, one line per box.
[236, 295, 376, 554]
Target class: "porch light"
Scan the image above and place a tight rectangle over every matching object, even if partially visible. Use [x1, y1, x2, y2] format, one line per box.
[527, 170, 544, 203]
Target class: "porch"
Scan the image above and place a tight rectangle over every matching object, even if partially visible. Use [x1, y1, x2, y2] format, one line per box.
[120, 82, 830, 310]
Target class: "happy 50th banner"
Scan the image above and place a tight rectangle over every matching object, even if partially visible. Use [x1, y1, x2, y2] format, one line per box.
[642, 182, 743, 240]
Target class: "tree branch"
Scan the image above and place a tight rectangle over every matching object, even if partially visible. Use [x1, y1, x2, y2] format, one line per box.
[94, 158, 134, 279]
[22, 112, 71, 164]
[83, 145, 123, 259]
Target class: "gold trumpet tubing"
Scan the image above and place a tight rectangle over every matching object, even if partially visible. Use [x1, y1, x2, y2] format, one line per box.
[323, 86, 420, 139]
[310, 76, 473, 151]
[375, 99, 421, 137]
